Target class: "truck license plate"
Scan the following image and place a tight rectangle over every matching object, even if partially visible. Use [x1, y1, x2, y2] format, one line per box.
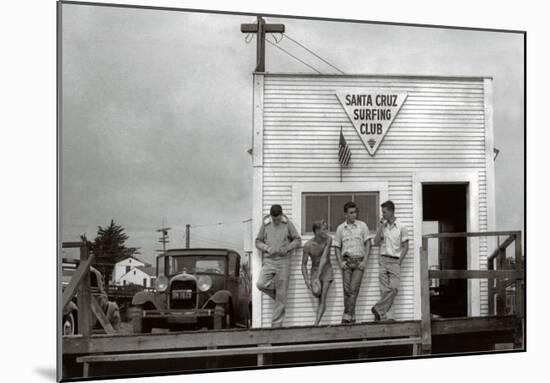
[172, 289, 193, 299]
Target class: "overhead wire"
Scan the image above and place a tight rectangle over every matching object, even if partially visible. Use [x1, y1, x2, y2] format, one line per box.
[265, 37, 322, 74]
[282, 33, 346, 74]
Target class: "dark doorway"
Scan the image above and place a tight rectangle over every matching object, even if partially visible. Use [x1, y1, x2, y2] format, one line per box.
[422, 183, 468, 318]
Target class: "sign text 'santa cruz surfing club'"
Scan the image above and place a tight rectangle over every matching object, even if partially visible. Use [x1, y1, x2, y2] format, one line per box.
[336, 89, 408, 156]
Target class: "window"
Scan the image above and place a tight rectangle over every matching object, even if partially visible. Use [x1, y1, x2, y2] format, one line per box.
[157, 255, 165, 276]
[125, 266, 131, 274]
[302, 192, 379, 234]
[228, 254, 239, 277]
[143, 278, 147, 287]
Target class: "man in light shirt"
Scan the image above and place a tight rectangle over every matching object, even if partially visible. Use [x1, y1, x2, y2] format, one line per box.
[255, 204, 302, 327]
[372, 200, 409, 321]
[334, 201, 373, 324]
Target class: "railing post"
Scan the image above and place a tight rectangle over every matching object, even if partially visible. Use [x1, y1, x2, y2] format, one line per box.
[420, 237, 432, 354]
[513, 232, 524, 349]
[488, 249, 495, 316]
[496, 248, 506, 315]
[77, 244, 93, 337]
[514, 232, 524, 317]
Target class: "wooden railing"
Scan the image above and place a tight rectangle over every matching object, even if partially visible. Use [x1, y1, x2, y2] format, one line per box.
[419, 231, 524, 354]
[62, 241, 116, 336]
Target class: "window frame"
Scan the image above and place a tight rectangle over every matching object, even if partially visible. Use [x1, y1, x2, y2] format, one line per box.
[291, 181, 389, 239]
[301, 191, 380, 235]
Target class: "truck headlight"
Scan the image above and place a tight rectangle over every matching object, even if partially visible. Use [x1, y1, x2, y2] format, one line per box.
[155, 275, 168, 292]
[197, 275, 212, 292]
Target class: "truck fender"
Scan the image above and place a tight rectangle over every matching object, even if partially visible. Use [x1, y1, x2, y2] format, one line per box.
[63, 300, 78, 316]
[205, 290, 233, 307]
[132, 291, 164, 311]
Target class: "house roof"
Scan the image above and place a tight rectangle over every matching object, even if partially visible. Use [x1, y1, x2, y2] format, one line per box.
[136, 266, 156, 277]
[114, 254, 150, 266]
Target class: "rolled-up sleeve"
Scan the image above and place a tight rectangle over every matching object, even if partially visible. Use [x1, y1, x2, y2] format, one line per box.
[287, 220, 301, 242]
[400, 224, 409, 243]
[362, 222, 374, 243]
[333, 225, 343, 248]
[256, 224, 266, 244]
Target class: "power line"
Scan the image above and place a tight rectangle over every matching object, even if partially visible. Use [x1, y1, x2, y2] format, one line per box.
[192, 234, 242, 249]
[192, 238, 242, 250]
[193, 234, 241, 247]
[265, 37, 322, 74]
[281, 33, 346, 74]
[190, 220, 244, 228]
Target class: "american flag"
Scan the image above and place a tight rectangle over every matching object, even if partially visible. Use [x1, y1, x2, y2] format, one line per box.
[338, 127, 352, 167]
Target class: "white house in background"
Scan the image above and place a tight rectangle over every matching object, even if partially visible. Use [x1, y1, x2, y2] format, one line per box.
[111, 255, 148, 285]
[119, 266, 157, 288]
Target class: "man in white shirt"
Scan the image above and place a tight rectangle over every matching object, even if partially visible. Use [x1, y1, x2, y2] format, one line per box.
[372, 200, 409, 321]
[334, 201, 373, 324]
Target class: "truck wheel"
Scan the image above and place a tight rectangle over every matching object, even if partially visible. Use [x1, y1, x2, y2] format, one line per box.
[141, 319, 153, 333]
[105, 302, 121, 331]
[214, 303, 232, 330]
[63, 312, 76, 336]
[129, 305, 144, 333]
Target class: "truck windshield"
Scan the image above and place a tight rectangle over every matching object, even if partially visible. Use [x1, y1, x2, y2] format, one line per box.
[169, 256, 226, 275]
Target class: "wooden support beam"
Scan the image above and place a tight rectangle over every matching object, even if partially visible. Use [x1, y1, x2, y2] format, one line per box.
[431, 316, 517, 335]
[257, 343, 272, 366]
[90, 296, 115, 335]
[513, 232, 524, 349]
[205, 344, 218, 370]
[357, 339, 368, 360]
[488, 235, 516, 262]
[77, 245, 93, 337]
[423, 231, 521, 239]
[63, 321, 422, 355]
[83, 362, 90, 378]
[76, 337, 422, 364]
[429, 269, 523, 280]
[62, 252, 95, 309]
[496, 248, 507, 315]
[63, 241, 89, 249]
[514, 232, 524, 317]
[412, 342, 421, 356]
[488, 256, 495, 316]
[420, 241, 432, 354]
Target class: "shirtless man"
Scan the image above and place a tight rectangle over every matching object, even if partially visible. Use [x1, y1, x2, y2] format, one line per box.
[301, 220, 334, 326]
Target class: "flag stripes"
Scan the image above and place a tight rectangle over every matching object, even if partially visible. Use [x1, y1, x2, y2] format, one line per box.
[338, 127, 351, 166]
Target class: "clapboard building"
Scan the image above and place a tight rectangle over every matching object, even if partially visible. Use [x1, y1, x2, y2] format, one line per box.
[249, 73, 496, 328]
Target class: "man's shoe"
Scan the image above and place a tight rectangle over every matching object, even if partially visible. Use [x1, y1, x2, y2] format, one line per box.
[371, 307, 381, 321]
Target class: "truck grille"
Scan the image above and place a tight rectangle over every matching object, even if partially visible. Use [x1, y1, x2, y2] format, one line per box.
[170, 280, 197, 309]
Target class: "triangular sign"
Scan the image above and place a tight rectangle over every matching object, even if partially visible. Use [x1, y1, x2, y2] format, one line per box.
[336, 89, 408, 156]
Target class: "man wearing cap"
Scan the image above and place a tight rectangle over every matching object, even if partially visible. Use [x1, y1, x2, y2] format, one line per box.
[371, 200, 409, 321]
[334, 201, 373, 324]
[255, 204, 302, 327]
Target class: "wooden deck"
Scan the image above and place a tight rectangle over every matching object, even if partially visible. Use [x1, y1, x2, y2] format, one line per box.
[60, 231, 524, 380]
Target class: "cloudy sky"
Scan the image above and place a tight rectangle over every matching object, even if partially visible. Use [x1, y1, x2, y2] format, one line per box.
[60, 3, 524, 265]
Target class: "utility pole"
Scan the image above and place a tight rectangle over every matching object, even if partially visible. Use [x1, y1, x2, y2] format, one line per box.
[156, 224, 171, 256]
[241, 16, 285, 72]
[185, 224, 190, 249]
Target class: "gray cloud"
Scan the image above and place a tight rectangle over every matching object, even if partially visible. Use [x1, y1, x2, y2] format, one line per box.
[61, 5, 524, 264]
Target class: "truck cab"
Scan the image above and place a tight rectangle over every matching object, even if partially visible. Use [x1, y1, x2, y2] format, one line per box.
[131, 248, 250, 332]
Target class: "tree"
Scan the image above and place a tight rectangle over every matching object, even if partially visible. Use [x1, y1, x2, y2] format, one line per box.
[82, 220, 140, 284]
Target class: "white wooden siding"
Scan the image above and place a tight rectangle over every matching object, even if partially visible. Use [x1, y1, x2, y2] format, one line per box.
[255, 74, 493, 327]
